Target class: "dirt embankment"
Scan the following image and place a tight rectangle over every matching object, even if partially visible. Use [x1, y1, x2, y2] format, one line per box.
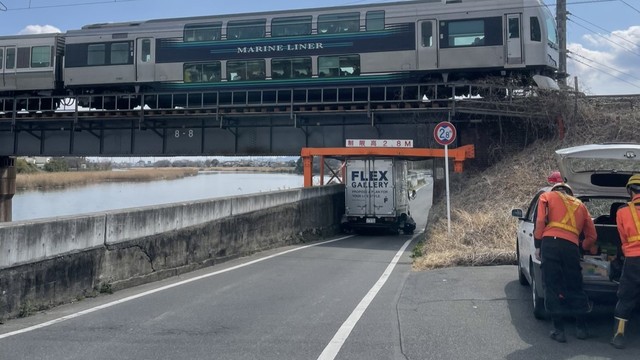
[413, 94, 640, 271]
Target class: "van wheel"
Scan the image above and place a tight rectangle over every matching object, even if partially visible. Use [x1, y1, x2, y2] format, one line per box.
[517, 242, 528, 285]
[530, 263, 546, 320]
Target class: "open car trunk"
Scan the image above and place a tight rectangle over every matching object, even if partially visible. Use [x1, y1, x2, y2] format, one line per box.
[582, 222, 623, 282]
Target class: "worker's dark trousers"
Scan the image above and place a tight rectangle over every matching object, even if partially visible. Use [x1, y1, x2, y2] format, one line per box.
[541, 237, 591, 325]
[615, 256, 640, 320]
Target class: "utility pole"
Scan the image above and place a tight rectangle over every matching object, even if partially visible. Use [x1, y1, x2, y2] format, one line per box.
[557, 0, 567, 86]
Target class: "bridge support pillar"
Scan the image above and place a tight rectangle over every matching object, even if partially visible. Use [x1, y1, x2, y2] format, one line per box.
[0, 156, 16, 223]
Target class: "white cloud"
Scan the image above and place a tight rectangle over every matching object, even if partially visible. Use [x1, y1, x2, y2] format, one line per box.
[18, 25, 62, 35]
[568, 26, 640, 95]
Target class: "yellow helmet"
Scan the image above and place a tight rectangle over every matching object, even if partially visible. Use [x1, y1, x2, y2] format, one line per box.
[627, 174, 640, 194]
[551, 182, 573, 196]
[627, 174, 640, 187]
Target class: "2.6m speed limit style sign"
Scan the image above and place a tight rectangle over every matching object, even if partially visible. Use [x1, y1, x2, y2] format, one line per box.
[433, 121, 457, 146]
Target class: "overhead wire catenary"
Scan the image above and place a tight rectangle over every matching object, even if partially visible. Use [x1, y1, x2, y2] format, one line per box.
[569, 51, 640, 83]
[4, 0, 139, 11]
[569, 56, 640, 90]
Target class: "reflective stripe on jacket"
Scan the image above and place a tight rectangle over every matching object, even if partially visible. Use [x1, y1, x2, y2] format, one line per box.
[616, 194, 640, 257]
[534, 191, 597, 250]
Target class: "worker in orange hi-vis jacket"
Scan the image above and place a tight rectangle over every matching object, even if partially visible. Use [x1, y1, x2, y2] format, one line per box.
[611, 174, 640, 349]
[534, 182, 598, 343]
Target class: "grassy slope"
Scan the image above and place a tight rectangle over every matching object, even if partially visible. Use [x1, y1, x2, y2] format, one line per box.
[413, 95, 640, 270]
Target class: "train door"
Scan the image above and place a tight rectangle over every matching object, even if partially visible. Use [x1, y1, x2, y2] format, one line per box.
[417, 20, 438, 70]
[506, 14, 523, 65]
[136, 38, 155, 83]
[0, 46, 17, 90]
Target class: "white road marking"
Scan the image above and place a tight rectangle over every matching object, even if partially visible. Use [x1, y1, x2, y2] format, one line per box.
[317, 238, 414, 360]
[0, 235, 353, 340]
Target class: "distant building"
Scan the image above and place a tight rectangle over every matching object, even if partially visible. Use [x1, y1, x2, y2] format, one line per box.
[24, 157, 51, 169]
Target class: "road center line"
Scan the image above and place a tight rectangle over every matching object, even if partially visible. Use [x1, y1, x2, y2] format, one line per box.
[317, 238, 413, 360]
[0, 235, 353, 340]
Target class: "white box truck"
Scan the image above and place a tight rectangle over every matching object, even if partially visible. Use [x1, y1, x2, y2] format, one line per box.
[341, 158, 416, 234]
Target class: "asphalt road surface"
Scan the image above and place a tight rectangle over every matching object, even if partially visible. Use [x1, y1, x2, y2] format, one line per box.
[1, 186, 637, 359]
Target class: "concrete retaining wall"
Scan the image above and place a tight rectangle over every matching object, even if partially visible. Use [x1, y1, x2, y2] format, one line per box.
[0, 185, 345, 320]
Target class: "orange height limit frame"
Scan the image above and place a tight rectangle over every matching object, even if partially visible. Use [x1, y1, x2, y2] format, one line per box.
[300, 145, 475, 187]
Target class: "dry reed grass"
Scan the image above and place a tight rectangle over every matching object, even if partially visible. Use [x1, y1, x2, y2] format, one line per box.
[413, 94, 640, 271]
[16, 168, 199, 190]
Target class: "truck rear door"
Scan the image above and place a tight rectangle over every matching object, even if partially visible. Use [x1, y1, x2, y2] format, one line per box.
[346, 158, 395, 217]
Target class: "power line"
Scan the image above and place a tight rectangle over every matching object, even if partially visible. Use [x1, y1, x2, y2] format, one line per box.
[5, 0, 140, 11]
[569, 13, 637, 48]
[568, 18, 640, 58]
[620, 0, 640, 14]
[569, 56, 640, 90]
[0, 1, 6, 11]
[569, 50, 640, 82]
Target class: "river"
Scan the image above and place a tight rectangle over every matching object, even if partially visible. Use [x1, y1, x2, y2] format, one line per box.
[11, 172, 309, 222]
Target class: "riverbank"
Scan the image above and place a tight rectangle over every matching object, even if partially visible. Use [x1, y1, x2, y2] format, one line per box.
[208, 166, 296, 173]
[16, 167, 299, 191]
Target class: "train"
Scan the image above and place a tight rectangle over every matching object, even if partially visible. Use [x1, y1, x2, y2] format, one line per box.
[0, 0, 559, 104]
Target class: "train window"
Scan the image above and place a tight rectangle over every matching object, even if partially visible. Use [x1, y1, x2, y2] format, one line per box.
[543, 7, 558, 46]
[31, 46, 51, 68]
[88, 44, 106, 66]
[110, 42, 130, 65]
[184, 62, 221, 83]
[271, 57, 312, 79]
[318, 55, 360, 78]
[184, 23, 222, 42]
[0, 49, 3, 69]
[421, 21, 433, 47]
[5, 48, 15, 69]
[366, 11, 385, 31]
[530, 17, 542, 42]
[227, 60, 265, 81]
[272, 16, 312, 37]
[509, 18, 520, 39]
[141, 39, 151, 63]
[17, 48, 30, 68]
[227, 19, 266, 40]
[318, 13, 360, 34]
[440, 17, 502, 48]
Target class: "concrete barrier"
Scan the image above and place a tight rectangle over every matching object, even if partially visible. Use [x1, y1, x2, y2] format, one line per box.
[0, 185, 345, 320]
[0, 215, 106, 268]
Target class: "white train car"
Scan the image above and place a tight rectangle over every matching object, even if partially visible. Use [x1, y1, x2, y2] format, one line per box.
[0, 33, 64, 96]
[62, 0, 559, 94]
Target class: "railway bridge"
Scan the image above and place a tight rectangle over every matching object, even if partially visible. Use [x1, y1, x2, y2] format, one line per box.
[0, 82, 554, 157]
[2, 82, 636, 222]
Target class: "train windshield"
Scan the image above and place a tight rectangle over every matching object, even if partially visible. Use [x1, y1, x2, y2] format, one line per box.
[542, 6, 558, 46]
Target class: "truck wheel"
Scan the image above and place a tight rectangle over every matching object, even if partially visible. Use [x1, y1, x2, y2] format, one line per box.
[404, 224, 415, 235]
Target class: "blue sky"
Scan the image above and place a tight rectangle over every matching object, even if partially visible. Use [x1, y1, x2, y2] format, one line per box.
[0, 0, 638, 95]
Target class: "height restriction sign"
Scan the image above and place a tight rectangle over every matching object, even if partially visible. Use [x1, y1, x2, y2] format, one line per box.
[433, 121, 457, 146]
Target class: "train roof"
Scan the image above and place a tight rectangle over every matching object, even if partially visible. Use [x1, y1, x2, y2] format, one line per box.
[74, 0, 534, 31]
[0, 32, 63, 41]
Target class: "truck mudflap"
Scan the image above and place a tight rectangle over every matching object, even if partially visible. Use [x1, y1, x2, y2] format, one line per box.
[341, 213, 416, 235]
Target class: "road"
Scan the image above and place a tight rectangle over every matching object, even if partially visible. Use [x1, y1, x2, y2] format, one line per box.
[0, 186, 637, 359]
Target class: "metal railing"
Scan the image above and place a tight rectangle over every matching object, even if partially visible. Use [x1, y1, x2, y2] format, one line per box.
[0, 81, 561, 120]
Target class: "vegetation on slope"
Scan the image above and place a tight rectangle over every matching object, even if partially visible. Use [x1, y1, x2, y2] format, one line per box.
[413, 93, 640, 270]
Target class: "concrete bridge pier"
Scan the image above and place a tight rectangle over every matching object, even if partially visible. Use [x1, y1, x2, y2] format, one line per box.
[0, 157, 16, 223]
